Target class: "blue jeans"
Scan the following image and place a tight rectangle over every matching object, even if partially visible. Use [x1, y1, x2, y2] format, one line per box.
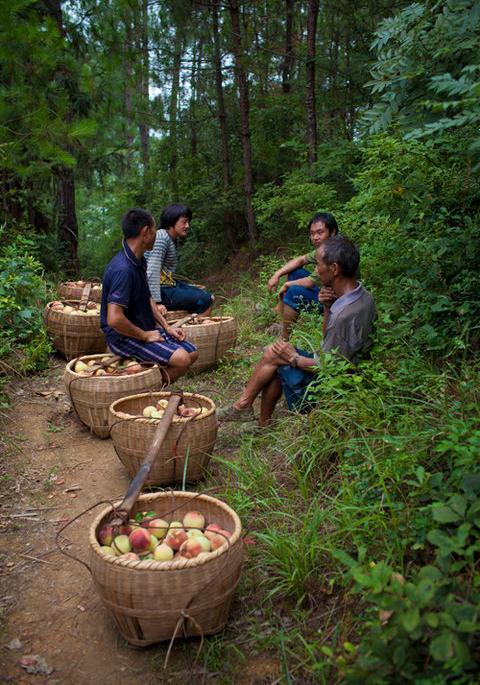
[161, 281, 213, 314]
[276, 348, 317, 412]
[282, 268, 322, 313]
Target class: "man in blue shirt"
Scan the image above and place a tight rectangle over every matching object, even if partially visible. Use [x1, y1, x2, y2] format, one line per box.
[218, 235, 376, 426]
[101, 208, 198, 381]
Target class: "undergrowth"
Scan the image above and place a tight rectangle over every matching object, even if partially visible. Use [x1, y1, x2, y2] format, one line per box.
[151, 263, 480, 684]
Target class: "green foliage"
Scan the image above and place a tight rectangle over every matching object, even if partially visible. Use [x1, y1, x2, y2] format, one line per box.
[340, 132, 480, 355]
[363, 0, 480, 160]
[0, 233, 51, 370]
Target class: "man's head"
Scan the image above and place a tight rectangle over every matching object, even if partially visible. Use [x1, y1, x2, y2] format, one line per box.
[308, 212, 338, 248]
[121, 208, 156, 250]
[315, 235, 359, 286]
[160, 203, 193, 239]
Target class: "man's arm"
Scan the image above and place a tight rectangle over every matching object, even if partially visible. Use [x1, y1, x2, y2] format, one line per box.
[267, 254, 310, 293]
[270, 340, 317, 369]
[150, 299, 186, 342]
[107, 303, 162, 343]
[278, 275, 316, 298]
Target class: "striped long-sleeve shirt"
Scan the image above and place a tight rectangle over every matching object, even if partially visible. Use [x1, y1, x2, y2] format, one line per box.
[145, 229, 178, 302]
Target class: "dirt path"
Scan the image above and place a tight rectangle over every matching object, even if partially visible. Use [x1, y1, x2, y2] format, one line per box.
[0, 359, 256, 684]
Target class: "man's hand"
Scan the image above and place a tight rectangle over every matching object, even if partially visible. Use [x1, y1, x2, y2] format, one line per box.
[267, 274, 280, 293]
[278, 281, 291, 299]
[143, 330, 164, 343]
[271, 340, 297, 364]
[319, 286, 336, 306]
[157, 303, 168, 316]
[166, 326, 185, 342]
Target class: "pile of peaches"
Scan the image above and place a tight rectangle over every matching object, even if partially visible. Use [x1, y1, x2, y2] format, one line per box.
[97, 510, 231, 563]
[64, 280, 102, 293]
[140, 398, 209, 421]
[73, 357, 144, 376]
[50, 301, 100, 316]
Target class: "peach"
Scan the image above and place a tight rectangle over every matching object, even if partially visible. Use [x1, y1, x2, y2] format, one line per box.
[118, 552, 140, 561]
[148, 518, 169, 540]
[187, 529, 204, 539]
[86, 301, 97, 310]
[153, 544, 174, 562]
[99, 545, 116, 557]
[148, 534, 159, 552]
[111, 535, 131, 555]
[50, 301, 64, 310]
[206, 523, 222, 533]
[74, 360, 89, 374]
[165, 527, 188, 551]
[196, 535, 212, 553]
[205, 530, 228, 551]
[183, 511, 205, 530]
[179, 538, 202, 559]
[98, 525, 114, 546]
[129, 527, 152, 553]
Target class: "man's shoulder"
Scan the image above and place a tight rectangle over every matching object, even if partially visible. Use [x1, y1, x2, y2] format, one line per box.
[104, 250, 132, 280]
[331, 287, 375, 324]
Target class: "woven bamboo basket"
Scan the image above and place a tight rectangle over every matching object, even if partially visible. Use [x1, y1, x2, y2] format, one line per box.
[108, 391, 217, 484]
[64, 355, 164, 439]
[44, 301, 106, 360]
[89, 491, 243, 646]
[171, 316, 238, 373]
[165, 309, 189, 322]
[58, 281, 102, 302]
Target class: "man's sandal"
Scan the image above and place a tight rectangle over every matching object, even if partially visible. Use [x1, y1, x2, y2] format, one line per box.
[217, 405, 255, 422]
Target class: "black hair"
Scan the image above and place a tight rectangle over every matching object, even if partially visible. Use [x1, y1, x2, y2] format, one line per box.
[308, 212, 338, 235]
[121, 208, 154, 239]
[159, 203, 193, 231]
[321, 235, 359, 277]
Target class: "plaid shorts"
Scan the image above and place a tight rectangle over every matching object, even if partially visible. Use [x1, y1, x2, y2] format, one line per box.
[107, 329, 196, 365]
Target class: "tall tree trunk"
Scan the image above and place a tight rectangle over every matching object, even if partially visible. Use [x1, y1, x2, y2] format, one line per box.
[169, 27, 182, 199]
[43, 0, 79, 270]
[306, 0, 319, 164]
[281, 0, 295, 93]
[190, 36, 203, 158]
[229, 0, 258, 249]
[212, 0, 236, 248]
[56, 166, 79, 273]
[138, 0, 150, 175]
[124, 11, 134, 172]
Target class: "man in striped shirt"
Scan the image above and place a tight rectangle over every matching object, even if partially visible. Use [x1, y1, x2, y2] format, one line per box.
[145, 203, 214, 314]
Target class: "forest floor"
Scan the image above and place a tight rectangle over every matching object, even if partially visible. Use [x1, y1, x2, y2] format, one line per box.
[0, 268, 286, 684]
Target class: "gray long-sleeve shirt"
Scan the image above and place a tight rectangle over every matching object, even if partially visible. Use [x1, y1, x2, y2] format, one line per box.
[145, 229, 178, 302]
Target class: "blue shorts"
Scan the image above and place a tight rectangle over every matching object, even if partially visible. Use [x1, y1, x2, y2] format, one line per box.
[277, 348, 317, 411]
[161, 281, 213, 314]
[282, 268, 323, 314]
[107, 329, 197, 366]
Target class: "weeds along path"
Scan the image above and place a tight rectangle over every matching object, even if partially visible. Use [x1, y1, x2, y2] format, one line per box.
[0, 308, 272, 684]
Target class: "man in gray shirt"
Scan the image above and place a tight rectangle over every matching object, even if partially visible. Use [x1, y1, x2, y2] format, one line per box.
[218, 235, 376, 426]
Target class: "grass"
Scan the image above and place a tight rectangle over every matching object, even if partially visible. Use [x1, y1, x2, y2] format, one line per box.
[143, 262, 480, 682]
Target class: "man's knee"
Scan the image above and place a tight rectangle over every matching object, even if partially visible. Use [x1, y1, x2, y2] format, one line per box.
[197, 291, 214, 314]
[168, 348, 192, 368]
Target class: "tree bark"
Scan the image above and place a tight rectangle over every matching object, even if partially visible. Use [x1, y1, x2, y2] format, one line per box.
[281, 0, 295, 94]
[124, 10, 134, 172]
[212, 0, 236, 248]
[56, 166, 79, 273]
[229, 0, 258, 249]
[42, 0, 79, 270]
[169, 27, 182, 199]
[137, 0, 150, 175]
[306, 0, 319, 164]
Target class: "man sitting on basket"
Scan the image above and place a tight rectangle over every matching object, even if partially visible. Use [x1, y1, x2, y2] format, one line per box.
[101, 208, 198, 381]
[218, 235, 376, 426]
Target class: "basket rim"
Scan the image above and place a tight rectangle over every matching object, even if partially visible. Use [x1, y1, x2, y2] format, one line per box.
[64, 354, 161, 381]
[108, 390, 216, 421]
[46, 300, 100, 310]
[90, 491, 242, 571]
[170, 315, 234, 324]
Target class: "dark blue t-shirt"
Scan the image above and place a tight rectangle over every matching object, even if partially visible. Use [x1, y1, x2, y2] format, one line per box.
[101, 241, 155, 345]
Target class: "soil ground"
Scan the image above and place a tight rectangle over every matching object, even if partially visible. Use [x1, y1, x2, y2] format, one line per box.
[0, 356, 278, 685]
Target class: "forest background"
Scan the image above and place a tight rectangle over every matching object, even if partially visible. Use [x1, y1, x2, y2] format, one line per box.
[1, 0, 480, 682]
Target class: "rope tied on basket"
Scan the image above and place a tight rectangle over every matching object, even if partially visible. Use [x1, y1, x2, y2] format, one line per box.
[164, 610, 204, 669]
